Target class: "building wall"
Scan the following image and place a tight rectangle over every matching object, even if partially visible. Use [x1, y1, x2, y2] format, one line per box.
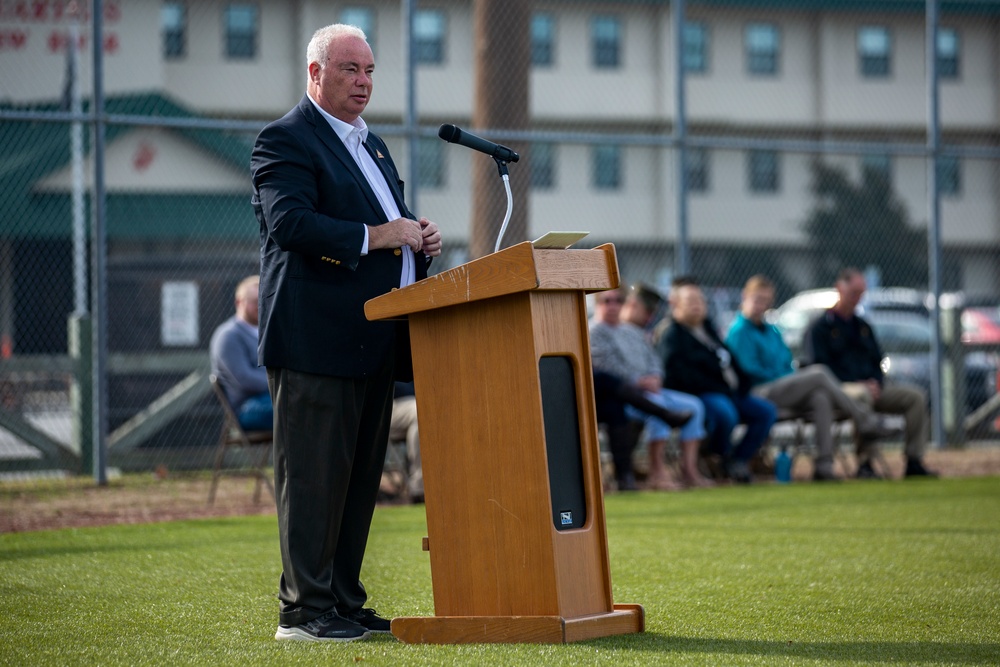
[1, 0, 997, 290]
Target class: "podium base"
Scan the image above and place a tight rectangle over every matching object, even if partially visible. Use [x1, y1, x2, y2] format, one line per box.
[390, 604, 644, 644]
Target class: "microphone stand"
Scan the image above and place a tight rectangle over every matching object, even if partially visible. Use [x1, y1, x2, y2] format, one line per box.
[493, 157, 514, 254]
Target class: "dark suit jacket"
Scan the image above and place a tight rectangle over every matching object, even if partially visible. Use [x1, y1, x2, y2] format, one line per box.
[659, 319, 753, 397]
[805, 309, 884, 384]
[250, 96, 428, 379]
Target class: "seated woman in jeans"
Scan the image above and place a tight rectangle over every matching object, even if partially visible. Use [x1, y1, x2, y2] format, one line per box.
[658, 278, 777, 483]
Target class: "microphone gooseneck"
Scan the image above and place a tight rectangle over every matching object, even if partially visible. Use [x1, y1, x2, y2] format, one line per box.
[437, 124, 518, 254]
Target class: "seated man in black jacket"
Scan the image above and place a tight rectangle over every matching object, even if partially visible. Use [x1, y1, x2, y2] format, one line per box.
[658, 277, 777, 483]
[804, 268, 936, 479]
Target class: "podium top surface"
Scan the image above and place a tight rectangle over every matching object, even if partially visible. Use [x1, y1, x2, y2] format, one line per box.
[365, 241, 619, 321]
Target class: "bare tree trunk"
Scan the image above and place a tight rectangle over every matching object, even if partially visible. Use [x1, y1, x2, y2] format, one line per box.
[469, 0, 530, 259]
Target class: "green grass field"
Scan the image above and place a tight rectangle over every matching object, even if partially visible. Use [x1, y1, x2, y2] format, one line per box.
[2, 478, 998, 666]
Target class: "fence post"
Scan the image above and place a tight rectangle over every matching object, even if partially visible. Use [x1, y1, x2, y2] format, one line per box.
[68, 314, 93, 473]
[942, 301, 965, 446]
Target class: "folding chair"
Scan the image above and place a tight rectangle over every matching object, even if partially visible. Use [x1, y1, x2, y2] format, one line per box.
[207, 374, 274, 505]
[773, 407, 889, 479]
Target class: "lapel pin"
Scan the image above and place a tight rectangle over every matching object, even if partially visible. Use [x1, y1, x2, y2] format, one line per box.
[376, 150, 384, 158]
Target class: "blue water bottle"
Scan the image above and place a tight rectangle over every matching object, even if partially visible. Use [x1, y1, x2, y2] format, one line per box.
[775, 446, 792, 484]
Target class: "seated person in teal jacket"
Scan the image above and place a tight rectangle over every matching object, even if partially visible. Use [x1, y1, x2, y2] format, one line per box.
[725, 274, 895, 480]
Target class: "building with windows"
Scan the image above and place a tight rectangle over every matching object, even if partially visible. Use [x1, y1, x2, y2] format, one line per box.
[1, 0, 998, 295]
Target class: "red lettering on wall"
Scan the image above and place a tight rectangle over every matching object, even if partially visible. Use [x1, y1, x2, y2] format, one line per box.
[133, 141, 156, 172]
[0, 0, 103, 23]
[104, 1, 120, 23]
[0, 29, 29, 50]
[46, 28, 62, 51]
[45, 29, 86, 53]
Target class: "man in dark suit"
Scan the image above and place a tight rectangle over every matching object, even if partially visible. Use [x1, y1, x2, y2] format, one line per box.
[251, 23, 442, 642]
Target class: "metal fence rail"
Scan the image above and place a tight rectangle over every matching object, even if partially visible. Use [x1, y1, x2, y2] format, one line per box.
[1, 0, 997, 482]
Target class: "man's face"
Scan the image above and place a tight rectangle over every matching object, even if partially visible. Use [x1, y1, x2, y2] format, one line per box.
[595, 290, 624, 324]
[309, 35, 374, 123]
[622, 294, 652, 327]
[837, 274, 867, 313]
[742, 287, 774, 323]
[238, 285, 259, 327]
[672, 285, 707, 326]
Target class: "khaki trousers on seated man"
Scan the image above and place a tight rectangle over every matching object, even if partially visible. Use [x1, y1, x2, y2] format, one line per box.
[753, 364, 894, 479]
[840, 381, 928, 468]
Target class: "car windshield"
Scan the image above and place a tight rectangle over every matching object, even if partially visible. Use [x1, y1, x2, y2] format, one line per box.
[773, 307, 932, 356]
[866, 313, 931, 354]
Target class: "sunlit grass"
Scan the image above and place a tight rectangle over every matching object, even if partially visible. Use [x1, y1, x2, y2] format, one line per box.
[2, 477, 998, 665]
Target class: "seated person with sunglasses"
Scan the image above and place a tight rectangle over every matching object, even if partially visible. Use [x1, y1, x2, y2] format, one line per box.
[590, 286, 708, 491]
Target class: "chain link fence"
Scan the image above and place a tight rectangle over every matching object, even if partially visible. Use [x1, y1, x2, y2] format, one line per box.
[1, 0, 998, 481]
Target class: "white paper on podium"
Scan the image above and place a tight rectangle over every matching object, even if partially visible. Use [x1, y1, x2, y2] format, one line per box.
[531, 231, 589, 249]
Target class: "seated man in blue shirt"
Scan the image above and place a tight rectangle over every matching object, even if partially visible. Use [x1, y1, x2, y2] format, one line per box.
[726, 274, 898, 480]
[210, 275, 272, 431]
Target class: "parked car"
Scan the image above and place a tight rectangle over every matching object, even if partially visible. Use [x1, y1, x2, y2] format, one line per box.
[962, 306, 1000, 345]
[770, 288, 997, 416]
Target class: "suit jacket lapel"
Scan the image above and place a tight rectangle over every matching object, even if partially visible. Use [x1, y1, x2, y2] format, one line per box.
[298, 96, 388, 223]
[362, 139, 412, 219]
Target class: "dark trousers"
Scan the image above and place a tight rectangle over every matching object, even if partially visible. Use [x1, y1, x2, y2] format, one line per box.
[701, 392, 778, 462]
[268, 363, 394, 627]
[593, 370, 635, 479]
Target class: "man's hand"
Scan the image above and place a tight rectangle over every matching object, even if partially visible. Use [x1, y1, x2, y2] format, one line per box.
[637, 375, 662, 393]
[865, 379, 882, 402]
[368, 218, 423, 252]
[419, 217, 442, 257]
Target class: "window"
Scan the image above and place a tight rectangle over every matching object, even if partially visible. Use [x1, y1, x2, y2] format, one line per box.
[417, 137, 444, 188]
[414, 9, 446, 64]
[858, 26, 891, 77]
[861, 154, 892, 184]
[937, 28, 960, 79]
[592, 16, 621, 69]
[162, 2, 186, 59]
[531, 13, 555, 67]
[747, 150, 779, 193]
[530, 142, 556, 190]
[937, 156, 961, 196]
[224, 4, 258, 59]
[683, 21, 708, 74]
[685, 148, 709, 193]
[745, 23, 779, 75]
[593, 144, 621, 190]
[341, 7, 375, 54]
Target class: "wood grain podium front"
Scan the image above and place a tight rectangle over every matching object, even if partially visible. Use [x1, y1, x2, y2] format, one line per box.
[365, 241, 644, 644]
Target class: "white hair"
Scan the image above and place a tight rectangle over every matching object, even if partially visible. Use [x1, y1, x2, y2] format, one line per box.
[306, 24, 368, 68]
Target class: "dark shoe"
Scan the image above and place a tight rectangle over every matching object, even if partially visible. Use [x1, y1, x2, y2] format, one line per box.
[658, 409, 694, 429]
[855, 461, 883, 480]
[726, 459, 753, 484]
[616, 471, 639, 491]
[616, 383, 693, 428]
[812, 468, 840, 482]
[275, 610, 369, 642]
[904, 457, 939, 479]
[344, 608, 392, 634]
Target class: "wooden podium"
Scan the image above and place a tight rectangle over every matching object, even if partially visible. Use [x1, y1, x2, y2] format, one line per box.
[365, 240, 644, 644]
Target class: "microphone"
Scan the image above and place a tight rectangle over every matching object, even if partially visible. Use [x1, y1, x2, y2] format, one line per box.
[438, 124, 519, 163]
